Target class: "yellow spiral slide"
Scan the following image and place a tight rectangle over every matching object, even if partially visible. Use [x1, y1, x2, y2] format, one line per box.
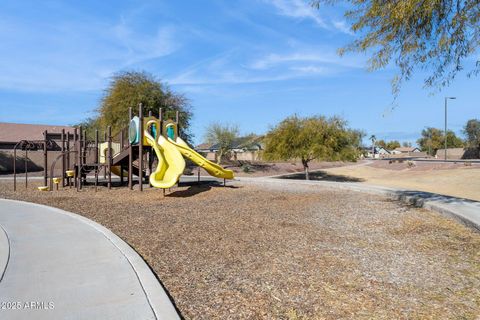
[144, 130, 185, 189]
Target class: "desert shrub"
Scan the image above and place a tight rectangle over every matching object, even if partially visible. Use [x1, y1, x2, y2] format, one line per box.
[242, 164, 252, 173]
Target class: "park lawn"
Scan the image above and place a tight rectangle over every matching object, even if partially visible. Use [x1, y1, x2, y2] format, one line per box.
[1, 180, 479, 319]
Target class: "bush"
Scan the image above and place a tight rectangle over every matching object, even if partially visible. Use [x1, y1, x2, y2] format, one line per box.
[242, 164, 252, 173]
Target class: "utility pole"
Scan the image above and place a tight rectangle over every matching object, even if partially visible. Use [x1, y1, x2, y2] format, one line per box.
[444, 97, 456, 161]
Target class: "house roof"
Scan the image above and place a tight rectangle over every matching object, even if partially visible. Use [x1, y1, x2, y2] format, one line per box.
[362, 146, 390, 153]
[197, 135, 264, 152]
[394, 147, 420, 152]
[0, 122, 75, 143]
[213, 136, 264, 151]
[195, 142, 214, 151]
[375, 146, 390, 153]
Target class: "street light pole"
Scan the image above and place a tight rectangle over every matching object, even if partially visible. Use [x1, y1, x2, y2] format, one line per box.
[444, 96, 456, 161]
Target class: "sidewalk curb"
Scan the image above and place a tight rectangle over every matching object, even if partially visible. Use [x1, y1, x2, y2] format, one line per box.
[0, 224, 10, 282]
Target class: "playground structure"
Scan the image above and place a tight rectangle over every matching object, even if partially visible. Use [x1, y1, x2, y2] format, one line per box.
[12, 104, 234, 192]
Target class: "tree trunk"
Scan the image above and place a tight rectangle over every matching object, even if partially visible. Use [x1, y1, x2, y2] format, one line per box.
[302, 159, 310, 180]
[217, 149, 223, 164]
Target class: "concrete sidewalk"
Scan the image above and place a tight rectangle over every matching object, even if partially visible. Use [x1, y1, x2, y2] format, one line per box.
[0, 199, 179, 320]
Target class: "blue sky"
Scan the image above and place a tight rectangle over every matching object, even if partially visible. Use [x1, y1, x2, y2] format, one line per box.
[0, 0, 478, 145]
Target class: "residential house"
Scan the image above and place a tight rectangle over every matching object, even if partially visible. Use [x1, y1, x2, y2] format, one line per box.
[195, 135, 264, 162]
[362, 146, 391, 159]
[195, 142, 217, 161]
[393, 147, 422, 154]
[0, 122, 74, 150]
[0, 122, 75, 174]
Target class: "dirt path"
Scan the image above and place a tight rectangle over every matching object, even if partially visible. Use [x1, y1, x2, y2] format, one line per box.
[322, 162, 480, 201]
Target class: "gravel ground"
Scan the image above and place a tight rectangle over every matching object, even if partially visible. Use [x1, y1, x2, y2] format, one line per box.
[0, 160, 350, 178]
[1, 179, 479, 319]
[225, 161, 349, 177]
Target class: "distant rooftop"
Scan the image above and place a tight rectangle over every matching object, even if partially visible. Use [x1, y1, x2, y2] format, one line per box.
[0, 122, 74, 142]
[195, 142, 213, 151]
[196, 135, 264, 152]
[394, 147, 420, 153]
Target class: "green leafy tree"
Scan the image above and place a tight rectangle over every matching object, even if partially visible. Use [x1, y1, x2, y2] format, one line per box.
[386, 140, 401, 150]
[377, 140, 401, 150]
[402, 141, 412, 148]
[445, 130, 464, 149]
[205, 123, 239, 164]
[312, 0, 480, 94]
[263, 115, 361, 179]
[376, 139, 386, 149]
[417, 127, 463, 155]
[417, 127, 444, 155]
[75, 117, 100, 140]
[463, 119, 480, 149]
[97, 71, 193, 141]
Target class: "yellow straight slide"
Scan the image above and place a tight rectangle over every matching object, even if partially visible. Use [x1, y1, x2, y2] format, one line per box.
[170, 137, 234, 180]
[144, 131, 185, 189]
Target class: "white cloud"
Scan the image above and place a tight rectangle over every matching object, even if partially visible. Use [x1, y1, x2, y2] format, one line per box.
[0, 16, 178, 92]
[332, 20, 353, 35]
[169, 66, 301, 85]
[264, 0, 354, 34]
[168, 49, 346, 86]
[290, 65, 326, 74]
[265, 0, 327, 28]
[111, 18, 178, 66]
[249, 50, 363, 70]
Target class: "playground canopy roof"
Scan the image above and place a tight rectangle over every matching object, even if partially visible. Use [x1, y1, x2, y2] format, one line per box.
[0, 122, 74, 144]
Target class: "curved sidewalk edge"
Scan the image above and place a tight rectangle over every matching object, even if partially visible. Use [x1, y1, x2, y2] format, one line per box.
[0, 224, 9, 282]
[0, 199, 180, 320]
[236, 177, 480, 232]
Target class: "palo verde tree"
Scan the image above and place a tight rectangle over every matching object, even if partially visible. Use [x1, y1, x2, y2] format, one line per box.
[312, 0, 480, 95]
[96, 71, 193, 141]
[204, 123, 239, 164]
[263, 115, 361, 180]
